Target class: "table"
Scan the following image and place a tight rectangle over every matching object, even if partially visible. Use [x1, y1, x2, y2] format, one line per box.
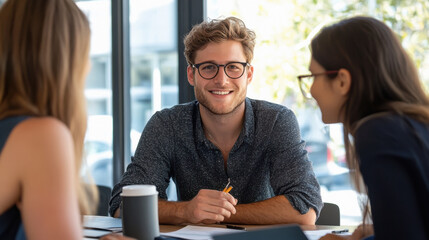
[83, 215, 356, 239]
[160, 223, 355, 232]
[159, 224, 355, 240]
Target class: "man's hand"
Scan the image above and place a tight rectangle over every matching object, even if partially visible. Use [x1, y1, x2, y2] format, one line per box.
[114, 189, 237, 225]
[182, 189, 238, 224]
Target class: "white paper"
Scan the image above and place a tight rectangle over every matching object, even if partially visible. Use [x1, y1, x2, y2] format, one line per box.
[83, 215, 122, 231]
[161, 225, 244, 240]
[304, 229, 351, 240]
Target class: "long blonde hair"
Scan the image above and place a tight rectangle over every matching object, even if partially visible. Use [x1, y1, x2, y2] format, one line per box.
[0, 0, 96, 214]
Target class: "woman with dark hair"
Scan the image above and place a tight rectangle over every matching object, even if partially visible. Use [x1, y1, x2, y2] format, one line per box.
[298, 16, 429, 239]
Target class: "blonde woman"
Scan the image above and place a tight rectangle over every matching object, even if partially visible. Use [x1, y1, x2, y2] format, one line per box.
[0, 1, 135, 239]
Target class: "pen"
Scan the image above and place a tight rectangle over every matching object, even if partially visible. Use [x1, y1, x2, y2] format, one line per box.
[331, 229, 349, 234]
[226, 224, 246, 230]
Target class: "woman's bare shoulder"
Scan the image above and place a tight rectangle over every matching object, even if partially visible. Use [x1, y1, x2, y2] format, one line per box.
[14, 117, 70, 138]
[3, 116, 74, 171]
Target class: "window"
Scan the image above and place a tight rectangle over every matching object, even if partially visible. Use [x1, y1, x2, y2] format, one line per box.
[128, 0, 179, 199]
[207, 0, 429, 225]
[77, 0, 114, 188]
[77, 0, 179, 188]
[129, 0, 178, 134]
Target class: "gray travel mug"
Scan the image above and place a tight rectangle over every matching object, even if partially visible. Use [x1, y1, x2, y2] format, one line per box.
[121, 185, 160, 240]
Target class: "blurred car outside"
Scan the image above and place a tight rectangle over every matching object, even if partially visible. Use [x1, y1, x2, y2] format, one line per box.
[296, 108, 350, 190]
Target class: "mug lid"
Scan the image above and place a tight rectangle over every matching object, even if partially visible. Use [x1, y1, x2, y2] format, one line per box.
[120, 184, 158, 196]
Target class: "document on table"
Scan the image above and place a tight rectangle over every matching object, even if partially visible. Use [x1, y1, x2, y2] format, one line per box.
[161, 226, 350, 240]
[304, 229, 351, 240]
[161, 225, 244, 240]
[83, 215, 122, 231]
[83, 215, 123, 238]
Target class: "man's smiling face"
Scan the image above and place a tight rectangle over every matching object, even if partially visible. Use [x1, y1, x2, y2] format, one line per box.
[187, 40, 253, 115]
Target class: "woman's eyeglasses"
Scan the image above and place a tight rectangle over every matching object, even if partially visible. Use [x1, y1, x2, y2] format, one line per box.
[297, 70, 339, 99]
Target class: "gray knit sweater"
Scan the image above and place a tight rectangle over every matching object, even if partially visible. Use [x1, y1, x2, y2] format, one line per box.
[109, 98, 322, 217]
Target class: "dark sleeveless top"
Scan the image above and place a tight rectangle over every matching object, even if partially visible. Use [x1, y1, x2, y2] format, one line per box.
[0, 116, 29, 240]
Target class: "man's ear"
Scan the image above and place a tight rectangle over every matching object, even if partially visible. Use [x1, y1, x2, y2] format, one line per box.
[187, 65, 195, 86]
[335, 68, 351, 96]
[246, 64, 254, 84]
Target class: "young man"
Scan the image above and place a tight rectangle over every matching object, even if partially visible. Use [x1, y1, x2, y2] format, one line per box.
[109, 17, 322, 225]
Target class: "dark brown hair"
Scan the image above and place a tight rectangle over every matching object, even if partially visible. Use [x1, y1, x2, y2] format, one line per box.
[311, 16, 429, 223]
[184, 16, 256, 65]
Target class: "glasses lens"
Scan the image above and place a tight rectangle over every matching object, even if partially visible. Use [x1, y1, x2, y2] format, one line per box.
[225, 62, 245, 79]
[198, 63, 218, 79]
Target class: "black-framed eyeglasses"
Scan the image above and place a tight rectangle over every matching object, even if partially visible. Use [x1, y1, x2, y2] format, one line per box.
[192, 61, 250, 80]
[297, 70, 339, 99]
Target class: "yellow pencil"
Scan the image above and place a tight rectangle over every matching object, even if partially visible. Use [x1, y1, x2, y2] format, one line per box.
[223, 178, 231, 192]
[224, 186, 233, 193]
